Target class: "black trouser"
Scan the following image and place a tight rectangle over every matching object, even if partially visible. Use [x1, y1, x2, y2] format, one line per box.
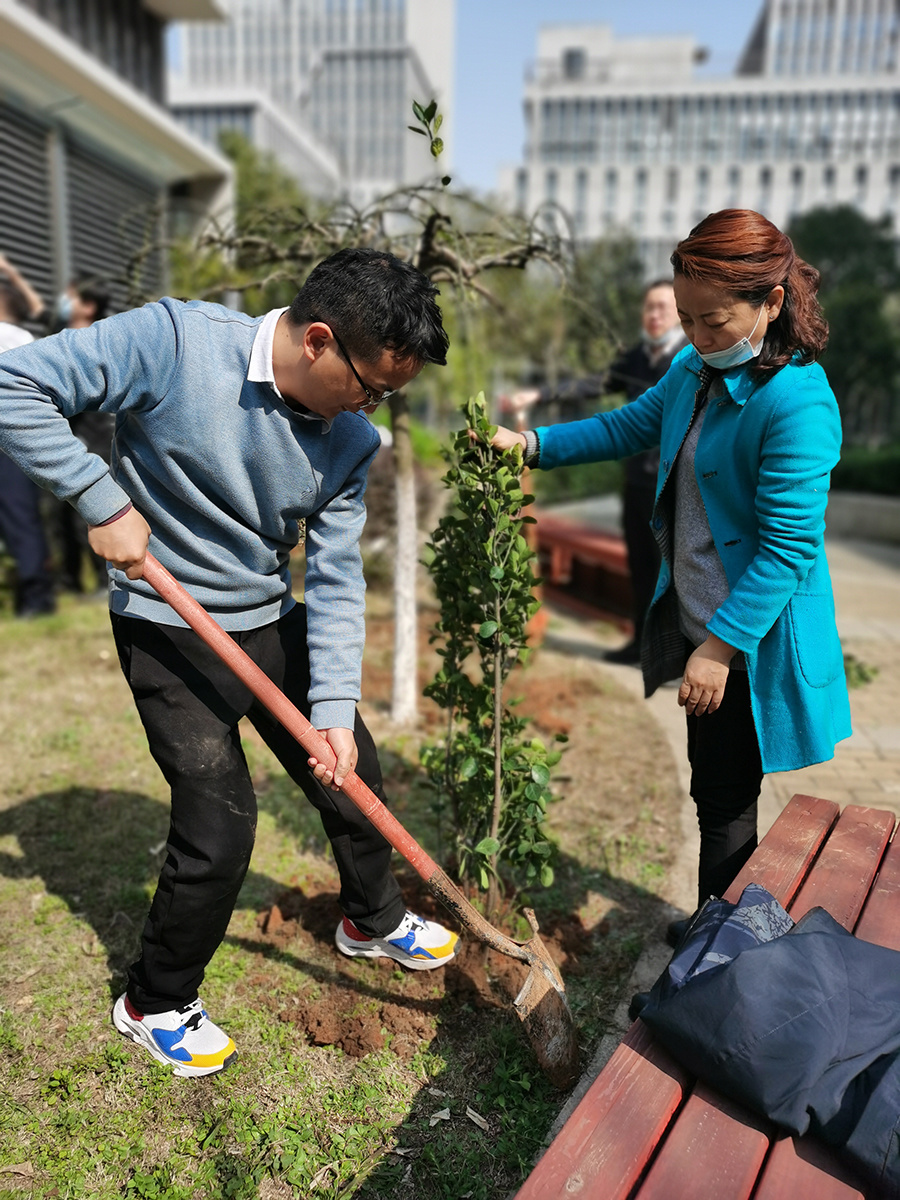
[0, 456, 55, 615]
[686, 668, 763, 909]
[112, 605, 405, 1014]
[621, 481, 660, 646]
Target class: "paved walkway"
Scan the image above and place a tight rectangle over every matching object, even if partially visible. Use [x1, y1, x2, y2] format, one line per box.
[539, 533, 900, 1131]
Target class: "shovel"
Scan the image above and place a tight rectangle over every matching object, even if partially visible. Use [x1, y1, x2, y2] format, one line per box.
[141, 552, 579, 1089]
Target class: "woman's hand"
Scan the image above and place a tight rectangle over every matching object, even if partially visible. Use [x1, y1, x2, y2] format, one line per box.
[678, 635, 736, 715]
[88, 506, 151, 580]
[308, 727, 358, 791]
[489, 425, 527, 453]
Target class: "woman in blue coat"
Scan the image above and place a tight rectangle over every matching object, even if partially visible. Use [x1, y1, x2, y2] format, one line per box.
[494, 209, 852, 913]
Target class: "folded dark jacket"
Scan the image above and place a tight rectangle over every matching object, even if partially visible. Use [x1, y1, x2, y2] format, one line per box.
[639, 894, 900, 1198]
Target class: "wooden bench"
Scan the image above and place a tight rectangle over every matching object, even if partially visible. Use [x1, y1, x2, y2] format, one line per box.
[533, 512, 633, 628]
[516, 794, 899, 1200]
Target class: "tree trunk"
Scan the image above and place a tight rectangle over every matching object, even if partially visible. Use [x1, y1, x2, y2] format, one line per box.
[486, 598, 503, 920]
[389, 391, 418, 725]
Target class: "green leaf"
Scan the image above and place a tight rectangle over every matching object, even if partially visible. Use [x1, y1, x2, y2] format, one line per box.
[407, 125, 428, 136]
[424, 99, 438, 121]
[412, 100, 426, 121]
[478, 621, 498, 638]
[475, 837, 500, 856]
[531, 763, 551, 786]
[459, 756, 478, 780]
[434, 113, 443, 133]
[430, 137, 444, 158]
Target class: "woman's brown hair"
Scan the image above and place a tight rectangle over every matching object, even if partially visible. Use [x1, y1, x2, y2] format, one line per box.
[670, 209, 828, 376]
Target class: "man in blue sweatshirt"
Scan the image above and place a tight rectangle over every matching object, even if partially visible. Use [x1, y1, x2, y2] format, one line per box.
[0, 248, 455, 1076]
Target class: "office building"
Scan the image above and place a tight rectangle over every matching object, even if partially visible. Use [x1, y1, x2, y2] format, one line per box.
[169, 0, 455, 202]
[170, 88, 341, 199]
[501, 1, 900, 275]
[0, 0, 232, 313]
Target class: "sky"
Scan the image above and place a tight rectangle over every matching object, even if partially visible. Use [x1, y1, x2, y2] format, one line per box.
[452, 1, 762, 193]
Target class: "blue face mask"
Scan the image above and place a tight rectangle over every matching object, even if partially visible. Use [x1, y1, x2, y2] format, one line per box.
[697, 306, 764, 369]
[55, 293, 74, 325]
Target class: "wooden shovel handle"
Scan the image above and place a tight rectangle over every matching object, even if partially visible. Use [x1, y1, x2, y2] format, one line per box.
[140, 553, 442, 882]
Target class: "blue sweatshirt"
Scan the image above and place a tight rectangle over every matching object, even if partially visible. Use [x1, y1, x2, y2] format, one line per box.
[0, 298, 380, 731]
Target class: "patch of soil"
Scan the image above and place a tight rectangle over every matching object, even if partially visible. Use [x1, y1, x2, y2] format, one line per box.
[253, 871, 593, 1060]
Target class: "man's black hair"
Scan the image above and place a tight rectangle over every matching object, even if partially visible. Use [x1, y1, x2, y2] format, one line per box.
[644, 278, 675, 297]
[71, 273, 110, 322]
[288, 247, 449, 366]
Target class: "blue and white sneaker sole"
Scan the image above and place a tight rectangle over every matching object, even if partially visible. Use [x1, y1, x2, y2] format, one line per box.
[335, 923, 457, 971]
[111, 996, 237, 1078]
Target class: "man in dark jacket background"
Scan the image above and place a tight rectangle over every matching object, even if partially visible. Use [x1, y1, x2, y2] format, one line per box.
[506, 279, 686, 662]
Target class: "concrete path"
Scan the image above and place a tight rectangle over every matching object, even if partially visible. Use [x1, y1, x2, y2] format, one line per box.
[538, 533, 900, 1131]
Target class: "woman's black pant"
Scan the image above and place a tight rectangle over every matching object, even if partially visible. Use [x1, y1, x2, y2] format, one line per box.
[111, 605, 405, 1014]
[686, 669, 764, 909]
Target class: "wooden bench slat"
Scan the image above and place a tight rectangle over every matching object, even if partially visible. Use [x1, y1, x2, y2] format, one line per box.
[723, 793, 839, 907]
[534, 515, 629, 570]
[788, 804, 895, 929]
[752, 1135, 866, 1200]
[635, 1082, 772, 1200]
[854, 824, 900, 950]
[514, 1022, 690, 1200]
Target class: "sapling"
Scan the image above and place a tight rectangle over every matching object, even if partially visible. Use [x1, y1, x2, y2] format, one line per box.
[422, 393, 563, 917]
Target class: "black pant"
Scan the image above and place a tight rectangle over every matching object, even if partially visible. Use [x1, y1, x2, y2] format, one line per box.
[112, 605, 405, 1014]
[0, 456, 55, 615]
[686, 669, 763, 909]
[621, 481, 660, 646]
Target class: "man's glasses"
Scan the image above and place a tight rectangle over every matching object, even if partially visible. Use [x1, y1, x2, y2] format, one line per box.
[331, 329, 396, 408]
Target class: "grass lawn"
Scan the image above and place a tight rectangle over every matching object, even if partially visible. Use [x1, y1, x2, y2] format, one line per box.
[0, 584, 683, 1200]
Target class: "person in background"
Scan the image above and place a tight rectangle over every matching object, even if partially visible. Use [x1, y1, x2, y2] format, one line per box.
[51, 274, 115, 595]
[0, 248, 457, 1077]
[0, 252, 46, 343]
[491, 210, 851, 935]
[0, 254, 55, 617]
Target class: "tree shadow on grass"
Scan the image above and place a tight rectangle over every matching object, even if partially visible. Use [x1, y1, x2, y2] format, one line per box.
[0, 781, 480, 1015]
[0, 787, 331, 998]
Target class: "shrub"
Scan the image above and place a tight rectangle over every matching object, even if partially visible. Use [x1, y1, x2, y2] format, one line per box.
[832, 444, 900, 497]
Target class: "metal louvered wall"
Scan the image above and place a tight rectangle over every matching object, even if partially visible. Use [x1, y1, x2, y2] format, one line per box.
[0, 102, 55, 310]
[0, 98, 165, 317]
[66, 138, 164, 311]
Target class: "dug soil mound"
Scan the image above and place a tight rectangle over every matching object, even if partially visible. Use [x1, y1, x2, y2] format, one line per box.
[255, 871, 593, 1061]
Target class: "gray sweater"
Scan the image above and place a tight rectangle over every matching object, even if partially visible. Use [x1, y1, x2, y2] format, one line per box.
[0, 298, 380, 730]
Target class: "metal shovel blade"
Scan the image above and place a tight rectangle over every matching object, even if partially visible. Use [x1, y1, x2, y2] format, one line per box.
[423, 872, 580, 1090]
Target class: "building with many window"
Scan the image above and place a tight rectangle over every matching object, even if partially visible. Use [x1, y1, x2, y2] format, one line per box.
[500, 0, 900, 276]
[168, 0, 455, 203]
[0, 0, 232, 315]
[170, 88, 342, 199]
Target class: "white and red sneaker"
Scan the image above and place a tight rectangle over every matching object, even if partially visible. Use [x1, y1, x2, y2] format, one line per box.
[335, 911, 458, 970]
[112, 993, 237, 1077]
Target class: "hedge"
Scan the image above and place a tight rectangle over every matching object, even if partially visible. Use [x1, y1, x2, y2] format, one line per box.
[832, 444, 900, 497]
